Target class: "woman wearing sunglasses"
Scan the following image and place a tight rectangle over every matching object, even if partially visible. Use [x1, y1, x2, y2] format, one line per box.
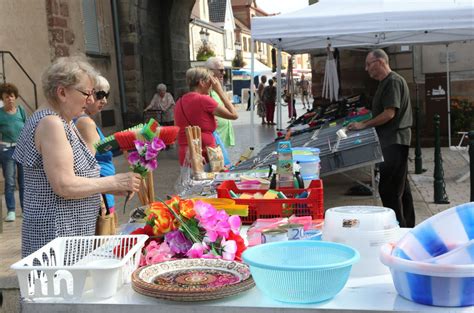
[13, 57, 140, 257]
[75, 75, 117, 228]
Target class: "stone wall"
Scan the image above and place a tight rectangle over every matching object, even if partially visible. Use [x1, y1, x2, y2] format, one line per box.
[118, 0, 196, 127]
[45, 0, 76, 60]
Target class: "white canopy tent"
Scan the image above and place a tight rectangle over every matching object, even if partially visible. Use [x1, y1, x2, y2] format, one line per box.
[249, 0, 474, 144]
[239, 59, 273, 76]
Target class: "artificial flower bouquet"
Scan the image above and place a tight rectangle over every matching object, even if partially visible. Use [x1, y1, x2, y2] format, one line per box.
[127, 137, 166, 205]
[129, 196, 247, 266]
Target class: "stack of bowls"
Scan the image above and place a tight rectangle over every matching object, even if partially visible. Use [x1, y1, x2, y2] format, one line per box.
[380, 202, 474, 307]
[323, 206, 400, 276]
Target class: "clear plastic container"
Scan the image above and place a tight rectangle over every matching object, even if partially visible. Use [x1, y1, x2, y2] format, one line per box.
[294, 154, 320, 177]
[292, 147, 320, 157]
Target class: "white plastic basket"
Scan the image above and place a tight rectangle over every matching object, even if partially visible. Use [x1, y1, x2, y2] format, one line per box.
[11, 235, 148, 300]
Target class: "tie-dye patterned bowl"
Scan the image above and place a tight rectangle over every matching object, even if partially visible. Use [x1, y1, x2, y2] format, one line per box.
[380, 202, 474, 307]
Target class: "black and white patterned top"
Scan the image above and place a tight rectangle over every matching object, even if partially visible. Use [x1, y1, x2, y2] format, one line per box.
[13, 109, 101, 257]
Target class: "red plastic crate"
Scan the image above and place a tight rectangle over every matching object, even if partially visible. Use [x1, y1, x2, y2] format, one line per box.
[216, 180, 324, 224]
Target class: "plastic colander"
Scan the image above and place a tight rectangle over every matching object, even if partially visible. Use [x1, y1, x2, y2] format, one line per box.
[242, 240, 359, 303]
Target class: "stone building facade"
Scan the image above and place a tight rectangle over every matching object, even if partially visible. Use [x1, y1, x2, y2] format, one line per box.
[0, 0, 197, 130]
[117, 0, 196, 126]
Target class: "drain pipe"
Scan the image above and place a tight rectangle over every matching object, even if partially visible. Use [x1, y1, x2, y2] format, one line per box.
[111, 0, 127, 127]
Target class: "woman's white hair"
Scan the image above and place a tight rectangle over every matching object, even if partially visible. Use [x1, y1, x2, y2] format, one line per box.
[156, 83, 167, 92]
[42, 56, 99, 102]
[205, 57, 223, 69]
[95, 75, 110, 92]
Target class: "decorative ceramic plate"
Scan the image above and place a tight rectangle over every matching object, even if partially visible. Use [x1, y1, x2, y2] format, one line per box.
[131, 259, 255, 301]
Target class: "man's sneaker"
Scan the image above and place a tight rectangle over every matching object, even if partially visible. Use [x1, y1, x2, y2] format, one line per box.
[5, 211, 16, 222]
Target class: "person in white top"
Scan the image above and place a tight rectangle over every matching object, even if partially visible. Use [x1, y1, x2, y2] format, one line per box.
[144, 83, 175, 126]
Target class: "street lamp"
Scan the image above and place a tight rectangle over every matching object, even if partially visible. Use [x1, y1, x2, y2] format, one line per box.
[199, 28, 210, 45]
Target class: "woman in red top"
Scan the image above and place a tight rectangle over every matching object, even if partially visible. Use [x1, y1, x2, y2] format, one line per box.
[175, 67, 238, 166]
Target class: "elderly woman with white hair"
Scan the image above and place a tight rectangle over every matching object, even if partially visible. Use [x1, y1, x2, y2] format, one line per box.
[75, 75, 118, 224]
[13, 56, 141, 257]
[144, 83, 175, 126]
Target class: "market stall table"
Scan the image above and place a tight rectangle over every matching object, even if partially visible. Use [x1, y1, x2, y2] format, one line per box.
[19, 226, 473, 313]
[21, 274, 473, 313]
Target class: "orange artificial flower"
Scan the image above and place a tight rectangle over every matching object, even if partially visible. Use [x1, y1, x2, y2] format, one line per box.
[179, 199, 196, 219]
[151, 207, 176, 235]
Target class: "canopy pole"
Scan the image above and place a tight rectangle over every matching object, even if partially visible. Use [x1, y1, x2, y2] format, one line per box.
[277, 47, 282, 130]
[250, 39, 255, 146]
[446, 44, 451, 147]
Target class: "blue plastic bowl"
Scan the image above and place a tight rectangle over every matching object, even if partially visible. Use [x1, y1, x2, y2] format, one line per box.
[242, 240, 359, 303]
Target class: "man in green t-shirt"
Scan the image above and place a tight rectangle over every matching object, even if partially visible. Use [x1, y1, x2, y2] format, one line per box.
[348, 49, 414, 227]
[205, 57, 236, 148]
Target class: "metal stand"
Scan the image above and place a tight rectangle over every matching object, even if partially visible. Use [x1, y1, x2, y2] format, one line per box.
[433, 115, 449, 204]
[317, 159, 380, 204]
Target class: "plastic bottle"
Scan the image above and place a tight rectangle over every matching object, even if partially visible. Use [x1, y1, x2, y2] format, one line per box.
[270, 173, 277, 189]
[295, 171, 305, 189]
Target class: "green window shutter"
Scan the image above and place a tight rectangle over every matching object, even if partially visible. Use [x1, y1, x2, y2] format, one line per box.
[82, 0, 100, 53]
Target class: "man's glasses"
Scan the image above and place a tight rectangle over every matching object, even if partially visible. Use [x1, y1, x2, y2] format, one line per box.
[365, 59, 379, 67]
[74, 88, 94, 99]
[212, 68, 225, 73]
[95, 90, 110, 100]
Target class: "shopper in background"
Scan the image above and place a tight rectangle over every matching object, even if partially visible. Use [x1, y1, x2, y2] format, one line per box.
[174, 67, 238, 166]
[299, 74, 311, 109]
[205, 57, 236, 148]
[347, 49, 414, 227]
[75, 75, 117, 223]
[144, 83, 175, 126]
[13, 56, 141, 257]
[0, 82, 26, 222]
[256, 75, 267, 125]
[263, 78, 277, 125]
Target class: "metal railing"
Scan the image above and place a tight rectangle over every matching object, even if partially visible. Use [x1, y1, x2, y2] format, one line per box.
[0, 51, 38, 113]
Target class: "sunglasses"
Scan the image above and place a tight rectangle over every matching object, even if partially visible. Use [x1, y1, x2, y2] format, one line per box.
[213, 68, 225, 73]
[95, 90, 110, 100]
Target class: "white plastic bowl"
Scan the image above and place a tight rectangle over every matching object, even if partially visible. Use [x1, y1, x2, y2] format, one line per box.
[324, 206, 398, 232]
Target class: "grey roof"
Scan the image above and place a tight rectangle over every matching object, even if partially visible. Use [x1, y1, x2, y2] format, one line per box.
[208, 0, 226, 23]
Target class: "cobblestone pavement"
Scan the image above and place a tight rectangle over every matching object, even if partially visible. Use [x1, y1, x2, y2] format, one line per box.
[0, 100, 471, 312]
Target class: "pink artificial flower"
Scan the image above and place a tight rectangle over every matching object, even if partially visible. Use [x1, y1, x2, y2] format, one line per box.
[228, 215, 242, 235]
[202, 252, 221, 259]
[142, 159, 158, 171]
[186, 242, 207, 258]
[145, 149, 158, 161]
[194, 201, 218, 221]
[127, 151, 140, 165]
[151, 137, 166, 151]
[144, 240, 159, 254]
[221, 238, 237, 261]
[145, 242, 174, 265]
[134, 140, 146, 154]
